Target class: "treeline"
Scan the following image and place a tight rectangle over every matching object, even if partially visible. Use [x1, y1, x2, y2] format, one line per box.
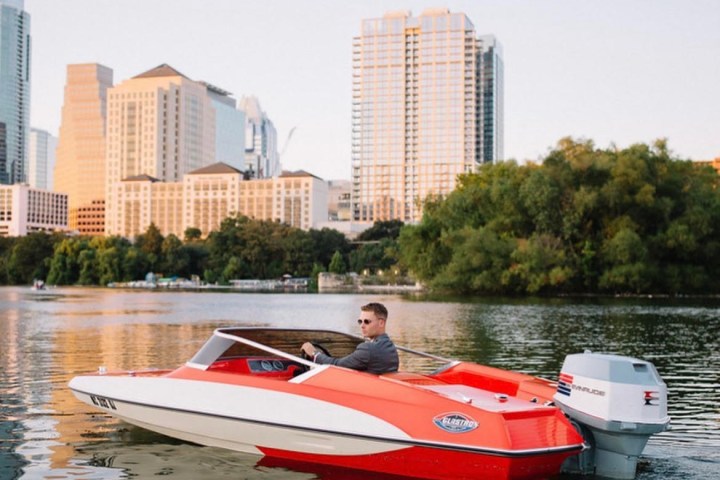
[4, 138, 717, 295]
[398, 138, 720, 295]
[0, 215, 403, 287]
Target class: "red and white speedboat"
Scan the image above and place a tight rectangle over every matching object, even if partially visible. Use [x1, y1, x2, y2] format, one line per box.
[69, 328, 669, 480]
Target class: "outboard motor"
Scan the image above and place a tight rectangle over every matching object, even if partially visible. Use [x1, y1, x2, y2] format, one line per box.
[554, 352, 670, 479]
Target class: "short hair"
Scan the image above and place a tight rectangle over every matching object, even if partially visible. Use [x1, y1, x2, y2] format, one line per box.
[361, 302, 388, 320]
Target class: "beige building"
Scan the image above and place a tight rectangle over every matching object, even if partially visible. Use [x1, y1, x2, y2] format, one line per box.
[113, 163, 327, 238]
[76, 199, 105, 235]
[0, 184, 68, 237]
[696, 157, 720, 173]
[105, 64, 217, 236]
[352, 9, 503, 222]
[274, 170, 328, 229]
[54, 63, 113, 234]
[327, 179, 352, 221]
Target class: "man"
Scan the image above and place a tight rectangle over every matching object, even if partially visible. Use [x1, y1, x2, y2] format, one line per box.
[302, 302, 399, 374]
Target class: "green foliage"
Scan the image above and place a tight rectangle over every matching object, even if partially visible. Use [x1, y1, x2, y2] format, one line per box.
[135, 223, 163, 270]
[431, 227, 515, 294]
[308, 262, 326, 292]
[508, 234, 574, 294]
[309, 228, 351, 268]
[160, 234, 190, 277]
[0, 217, 354, 288]
[328, 250, 347, 274]
[6, 233, 59, 285]
[47, 237, 85, 285]
[202, 215, 321, 283]
[183, 227, 202, 242]
[7, 137, 717, 296]
[399, 137, 720, 295]
[349, 238, 399, 274]
[356, 220, 404, 241]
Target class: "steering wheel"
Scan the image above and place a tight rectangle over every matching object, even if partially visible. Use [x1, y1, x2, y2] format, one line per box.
[300, 342, 331, 361]
[294, 342, 332, 377]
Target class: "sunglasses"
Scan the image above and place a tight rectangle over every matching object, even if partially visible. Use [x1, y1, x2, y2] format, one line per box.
[357, 319, 373, 325]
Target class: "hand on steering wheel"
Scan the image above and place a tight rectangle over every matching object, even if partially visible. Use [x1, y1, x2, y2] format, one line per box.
[300, 342, 331, 361]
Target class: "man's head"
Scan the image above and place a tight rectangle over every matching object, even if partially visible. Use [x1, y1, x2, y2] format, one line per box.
[358, 302, 388, 339]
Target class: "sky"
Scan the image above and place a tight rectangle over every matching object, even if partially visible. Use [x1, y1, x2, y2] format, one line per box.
[23, 0, 720, 181]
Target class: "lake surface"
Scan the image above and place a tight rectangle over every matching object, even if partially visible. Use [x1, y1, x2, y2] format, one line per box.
[1, 287, 718, 479]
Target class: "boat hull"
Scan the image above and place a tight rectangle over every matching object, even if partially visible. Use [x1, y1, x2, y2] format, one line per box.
[259, 444, 574, 480]
[69, 374, 580, 480]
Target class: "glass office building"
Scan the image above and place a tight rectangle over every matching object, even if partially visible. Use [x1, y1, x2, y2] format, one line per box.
[352, 9, 503, 223]
[204, 82, 246, 173]
[28, 127, 56, 190]
[0, 0, 31, 185]
[240, 95, 279, 179]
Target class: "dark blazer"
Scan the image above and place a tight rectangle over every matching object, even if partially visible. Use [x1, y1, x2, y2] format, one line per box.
[314, 333, 399, 374]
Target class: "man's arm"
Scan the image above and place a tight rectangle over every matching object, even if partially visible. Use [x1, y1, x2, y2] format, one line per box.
[314, 342, 370, 371]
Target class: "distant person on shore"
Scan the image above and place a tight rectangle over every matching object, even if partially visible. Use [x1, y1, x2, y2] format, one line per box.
[301, 302, 399, 374]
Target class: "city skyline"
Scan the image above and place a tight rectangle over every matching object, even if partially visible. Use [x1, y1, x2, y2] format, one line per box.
[24, 0, 720, 181]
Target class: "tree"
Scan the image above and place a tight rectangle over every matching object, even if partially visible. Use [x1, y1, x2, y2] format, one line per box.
[328, 250, 347, 274]
[308, 262, 326, 292]
[508, 234, 574, 294]
[160, 234, 190, 277]
[222, 256, 245, 281]
[47, 237, 91, 285]
[77, 248, 99, 285]
[356, 220, 404, 241]
[598, 228, 650, 293]
[135, 223, 164, 270]
[184, 227, 202, 242]
[309, 228, 351, 269]
[281, 228, 314, 277]
[431, 227, 515, 294]
[0, 237, 16, 284]
[7, 233, 58, 285]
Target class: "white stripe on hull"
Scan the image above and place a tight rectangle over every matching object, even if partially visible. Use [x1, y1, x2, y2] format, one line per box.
[70, 376, 411, 456]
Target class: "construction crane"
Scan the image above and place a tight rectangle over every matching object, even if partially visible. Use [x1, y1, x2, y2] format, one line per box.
[280, 126, 297, 158]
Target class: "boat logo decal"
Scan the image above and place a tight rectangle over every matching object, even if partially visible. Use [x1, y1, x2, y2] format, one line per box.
[433, 413, 478, 433]
[644, 390, 659, 406]
[557, 372, 573, 396]
[557, 372, 606, 397]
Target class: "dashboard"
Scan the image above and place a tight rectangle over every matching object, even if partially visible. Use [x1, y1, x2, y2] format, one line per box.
[209, 356, 304, 378]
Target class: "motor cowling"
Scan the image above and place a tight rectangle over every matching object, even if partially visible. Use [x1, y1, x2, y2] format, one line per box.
[554, 351, 670, 479]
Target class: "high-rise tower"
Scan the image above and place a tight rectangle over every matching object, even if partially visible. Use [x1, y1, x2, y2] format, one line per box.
[479, 35, 504, 163]
[29, 128, 56, 190]
[0, 0, 31, 185]
[54, 64, 113, 233]
[351, 8, 503, 223]
[240, 96, 279, 178]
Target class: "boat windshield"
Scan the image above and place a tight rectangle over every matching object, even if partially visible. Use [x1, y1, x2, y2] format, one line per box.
[186, 328, 366, 370]
[186, 327, 455, 374]
[221, 328, 364, 359]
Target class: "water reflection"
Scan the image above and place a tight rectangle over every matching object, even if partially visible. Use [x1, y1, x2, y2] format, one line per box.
[0, 287, 718, 479]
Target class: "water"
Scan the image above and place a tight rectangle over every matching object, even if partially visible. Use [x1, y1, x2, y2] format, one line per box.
[1, 287, 718, 479]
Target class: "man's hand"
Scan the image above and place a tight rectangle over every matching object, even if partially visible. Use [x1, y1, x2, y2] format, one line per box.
[301, 342, 316, 358]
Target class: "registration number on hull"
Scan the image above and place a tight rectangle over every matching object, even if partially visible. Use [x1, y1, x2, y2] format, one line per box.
[90, 394, 117, 410]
